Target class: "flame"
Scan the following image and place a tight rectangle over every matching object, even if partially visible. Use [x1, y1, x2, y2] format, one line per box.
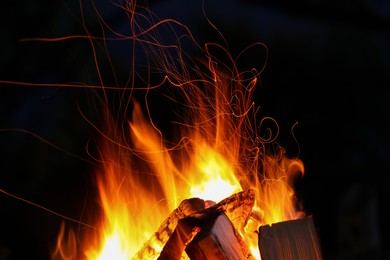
[52, 1, 305, 259]
[189, 145, 241, 201]
[52, 222, 76, 260]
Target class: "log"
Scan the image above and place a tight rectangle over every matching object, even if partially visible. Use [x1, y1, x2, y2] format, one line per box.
[185, 212, 255, 260]
[217, 189, 256, 231]
[136, 190, 256, 259]
[158, 205, 222, 260]
[158, 190, 256, 260]
[133, 197, 205, 260]
[258, 215, 323, 260]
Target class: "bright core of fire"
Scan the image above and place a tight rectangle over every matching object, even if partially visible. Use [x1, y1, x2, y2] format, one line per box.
[190, 150, 241, 202]
[96, 233, 128, 260]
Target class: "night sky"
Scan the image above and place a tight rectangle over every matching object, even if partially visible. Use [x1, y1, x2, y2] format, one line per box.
[1, 0, 389, 259]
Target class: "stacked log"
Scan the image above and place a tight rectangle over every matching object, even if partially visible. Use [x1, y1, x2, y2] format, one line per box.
[134, 189, 323, 260]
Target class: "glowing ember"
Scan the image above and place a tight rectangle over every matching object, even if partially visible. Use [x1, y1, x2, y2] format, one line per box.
[49, 0, 305, 259]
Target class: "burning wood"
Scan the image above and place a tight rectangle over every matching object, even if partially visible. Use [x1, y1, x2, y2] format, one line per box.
[185, 212, 255, 260]
[156, 189, 255, 259]
[154, 189, 323, 260]
[135, 189, 255, 259]
[216, 189, 256, 231]
[158, 204, 222, 260]
[134, 197, 206, 259]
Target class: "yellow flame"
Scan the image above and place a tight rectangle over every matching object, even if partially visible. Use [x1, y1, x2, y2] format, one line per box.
[95, 233, 128, 260]
[52, 222, 76, 260]
[190, 147, 241, 201]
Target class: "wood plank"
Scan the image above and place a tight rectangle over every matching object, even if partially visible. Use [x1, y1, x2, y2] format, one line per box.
[258, 215, 323, 260]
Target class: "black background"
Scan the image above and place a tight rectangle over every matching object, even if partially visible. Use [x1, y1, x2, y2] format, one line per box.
[1, 0, 389, 259]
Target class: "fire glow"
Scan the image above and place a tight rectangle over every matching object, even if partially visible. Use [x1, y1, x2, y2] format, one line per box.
[44, 1, 305, 259]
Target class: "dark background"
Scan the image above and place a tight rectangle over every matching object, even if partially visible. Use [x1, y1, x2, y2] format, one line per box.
[1, 0, 389, 259]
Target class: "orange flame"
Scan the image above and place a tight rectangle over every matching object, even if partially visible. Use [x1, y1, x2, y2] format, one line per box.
[52, 1, 305, 259]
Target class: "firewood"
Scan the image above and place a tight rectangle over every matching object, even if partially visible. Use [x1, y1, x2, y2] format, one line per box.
[158, 190, 256, 260]
[258, 215, 323, 260]
[216, 189, 255, 231]
[185, 212, 256, 260]
[158, 205, 222, 260]
[133, 197, 205, 260]
[135, 190, 256, 259]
